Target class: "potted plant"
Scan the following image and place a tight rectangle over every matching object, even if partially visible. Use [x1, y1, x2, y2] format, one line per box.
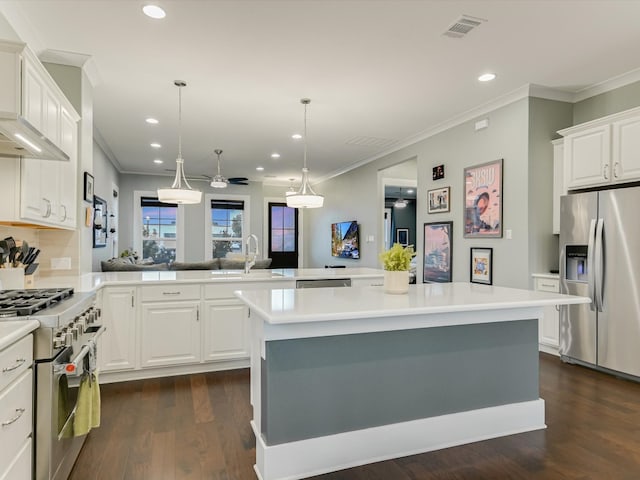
[379, 243, 415, 294]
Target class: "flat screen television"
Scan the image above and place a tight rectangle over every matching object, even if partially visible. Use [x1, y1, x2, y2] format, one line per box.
[331, 220, 360, 259]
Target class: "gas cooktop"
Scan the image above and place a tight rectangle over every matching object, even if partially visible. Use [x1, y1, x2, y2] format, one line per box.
[0, 288, 75, 317]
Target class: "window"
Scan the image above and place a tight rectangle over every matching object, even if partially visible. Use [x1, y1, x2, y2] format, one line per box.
[268, 202, 298, 268]
[211, 199, 245, 258]
[141, 196, 178, 263]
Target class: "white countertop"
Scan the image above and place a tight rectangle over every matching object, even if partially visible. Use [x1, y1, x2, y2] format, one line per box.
[235, 282, 590, 325]
[531, 273, 560, 280]
[33, 268, 384, 292]
[0, 320, 39, 351]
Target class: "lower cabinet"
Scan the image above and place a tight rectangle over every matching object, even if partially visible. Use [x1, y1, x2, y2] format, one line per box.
[533, 275, 560, 355]
[203, 300, 249, 361]
[99, 286, 137, 372]
[140, 301, 200, 368]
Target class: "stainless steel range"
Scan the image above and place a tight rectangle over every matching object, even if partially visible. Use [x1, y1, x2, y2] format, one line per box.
[0, 288, 104, 480]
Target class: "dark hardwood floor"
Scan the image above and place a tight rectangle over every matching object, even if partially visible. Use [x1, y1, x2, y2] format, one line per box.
[70, 354, 640, 479]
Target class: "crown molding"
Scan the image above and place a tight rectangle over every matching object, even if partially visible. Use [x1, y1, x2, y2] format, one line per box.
[93, 128, 124, 172]
[573, 66, 640, 102]
[40, 49, 102, 87]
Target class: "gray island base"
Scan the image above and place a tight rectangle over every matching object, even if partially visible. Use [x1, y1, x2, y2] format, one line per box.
[235, 283, 590, 480]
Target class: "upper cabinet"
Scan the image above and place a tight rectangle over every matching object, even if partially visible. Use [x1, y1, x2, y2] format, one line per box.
[0, 41, 80, 230]
[559, 106, 640, 190]
[552, 139, 565, 235]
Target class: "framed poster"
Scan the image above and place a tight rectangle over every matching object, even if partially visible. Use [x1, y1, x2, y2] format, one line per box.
[463, 158, 503, 238]
[470, 247, 493, 285]
[427, 186, 450, 214]
[84, 172, 94, 203]
[93, 195, 108, 248]
[423, 221, 452, 283]
[396, 228, 409, 246]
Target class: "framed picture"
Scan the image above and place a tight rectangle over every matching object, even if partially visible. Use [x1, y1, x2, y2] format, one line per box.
[423, 221, 452, 283]
[93, 195, 108, 248]
[463, 158, 503, 238]
[427, 186, 450, 214]
[84, 172, 94, 203]
[432, 164, 444, 180]
[396, 228, 409, 246]
[470, 247, 493, 285]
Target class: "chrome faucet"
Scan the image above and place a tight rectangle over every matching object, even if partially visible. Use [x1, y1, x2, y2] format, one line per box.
[244, 234, 259, 273]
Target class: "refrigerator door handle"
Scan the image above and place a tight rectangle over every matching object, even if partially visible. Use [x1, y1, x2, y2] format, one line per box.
[595, 218, 605, 312]
[587, 219, 597, 311]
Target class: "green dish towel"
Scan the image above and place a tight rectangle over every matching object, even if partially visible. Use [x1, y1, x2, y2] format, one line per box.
[73, 371, 101, 437]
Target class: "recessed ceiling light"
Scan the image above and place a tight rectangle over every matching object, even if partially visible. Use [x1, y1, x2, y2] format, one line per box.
[150, 143, 161, 148]
[256, 166, 265, 171]
[146, 117, 159, 124]
[291, 134, 302, 140]
[153, 159, 163, 164]
[478, 73, 496, 82]
[271, 153, 281, 158]
[143, 5, 166, 19]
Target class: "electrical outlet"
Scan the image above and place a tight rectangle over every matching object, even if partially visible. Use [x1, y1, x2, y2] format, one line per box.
[367, 235, 375, 243]
[51, 257, 72, 270]
[506, 229, 513, 240]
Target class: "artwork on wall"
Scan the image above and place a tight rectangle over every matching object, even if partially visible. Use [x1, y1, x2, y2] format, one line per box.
[427, 187, 450, 214]
[463, 158, 503, 238]
[470, 247, 493, 285]
[423, 221, 452, 283]
[93, 195, 108, 248]
[84, 172, 94, 203]
[432, 164, 445, 180]
[396, 228, 409, 246]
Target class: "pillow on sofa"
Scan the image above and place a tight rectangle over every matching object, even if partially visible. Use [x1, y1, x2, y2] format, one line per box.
[169, 259, 220, 270]
[219, 258, 272, 270]
[101, 260, 169, 272]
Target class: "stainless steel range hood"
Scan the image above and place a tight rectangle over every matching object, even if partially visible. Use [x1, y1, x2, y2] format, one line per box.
[0, 112, 69, 162]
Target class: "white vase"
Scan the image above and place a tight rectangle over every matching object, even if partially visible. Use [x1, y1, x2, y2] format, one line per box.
[384, 270, 409, 294]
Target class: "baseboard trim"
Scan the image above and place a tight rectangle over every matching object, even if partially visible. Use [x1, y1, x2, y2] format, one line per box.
[254, 399, 545, 480]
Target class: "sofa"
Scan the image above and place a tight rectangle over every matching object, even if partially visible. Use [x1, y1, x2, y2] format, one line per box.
[101, 256, 272, 272]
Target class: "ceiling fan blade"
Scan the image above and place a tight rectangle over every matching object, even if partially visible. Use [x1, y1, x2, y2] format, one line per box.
[227, 177, 249, 182]
[228, 179, 249, 185]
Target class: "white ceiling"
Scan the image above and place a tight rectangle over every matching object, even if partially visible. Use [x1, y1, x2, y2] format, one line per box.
[2, 1, 640, 187]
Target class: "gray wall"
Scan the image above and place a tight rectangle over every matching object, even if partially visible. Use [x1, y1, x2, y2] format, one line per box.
[527, 98, 573, 276]
[388, 200, 417, 248]
[573, 80, 640, 124]
[91, 142, 120, 269]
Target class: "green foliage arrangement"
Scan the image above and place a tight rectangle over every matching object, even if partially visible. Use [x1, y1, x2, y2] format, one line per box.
[379, 243, 415, 271]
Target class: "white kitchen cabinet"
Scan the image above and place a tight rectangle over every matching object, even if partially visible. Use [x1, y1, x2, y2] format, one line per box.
[552, 139, 565, 235]
[203, 300, 249, 361]
[140, 301, 200, 368]
[532, 275, 560, 355]
[0, 334, 33, 480]
[560, 105, 640, 190]
[98, 287, 137, 372]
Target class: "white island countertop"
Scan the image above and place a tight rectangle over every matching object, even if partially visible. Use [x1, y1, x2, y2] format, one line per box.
[236, 282, 590, 325]
[0, 320, 39, 351]
[34, 267, 384, 292]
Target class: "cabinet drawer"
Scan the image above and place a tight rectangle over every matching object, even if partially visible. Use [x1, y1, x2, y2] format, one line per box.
[141, 284, 201, 302]
[204, 281, 294, 300]
[0, 370, 33, 474]
[535, 278, 560, 293]
[0, 335, 32, 393]
[0, 437, 31, 480]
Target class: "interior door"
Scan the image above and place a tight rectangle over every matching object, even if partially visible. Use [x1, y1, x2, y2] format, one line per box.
[268, 202, 298, 268]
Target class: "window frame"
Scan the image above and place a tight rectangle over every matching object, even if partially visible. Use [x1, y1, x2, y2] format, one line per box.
[204, 193, 251, 260]
[133, 190, 185, 262]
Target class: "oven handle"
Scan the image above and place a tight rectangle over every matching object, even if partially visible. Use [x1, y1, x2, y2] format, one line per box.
[55, 325, 106, 377]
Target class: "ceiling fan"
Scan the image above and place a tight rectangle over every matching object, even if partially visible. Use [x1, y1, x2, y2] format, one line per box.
[164, 149, 249, 186]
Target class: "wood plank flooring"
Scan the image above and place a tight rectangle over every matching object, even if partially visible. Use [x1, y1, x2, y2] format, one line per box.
[69, 354, 640, 479]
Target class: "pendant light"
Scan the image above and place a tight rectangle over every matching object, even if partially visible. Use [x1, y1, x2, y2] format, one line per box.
[285, 178, 297, 197]
[157, 80, 202, 204]
[286, 98, 324, 209]
[210, 149, 228, 188]
[394, 187, 408, 208]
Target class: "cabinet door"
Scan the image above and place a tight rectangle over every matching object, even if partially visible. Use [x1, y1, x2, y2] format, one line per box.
[611, 115, 640, 184]
[534, 278, 560, 352]
[99, 287, 137, 372]
[564, 125, 611, 189]
[42, 88, 60, 145]
[58, 107, 77, 228]
[203, 300, 249, 362]
[141, 302, 200, 368]
[19, 159, 49, 222]
[22, 60, 43, 130]
[552, 141, 565, 235]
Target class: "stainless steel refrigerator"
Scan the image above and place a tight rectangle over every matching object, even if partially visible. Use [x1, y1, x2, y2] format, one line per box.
[559, 186, 640, 379]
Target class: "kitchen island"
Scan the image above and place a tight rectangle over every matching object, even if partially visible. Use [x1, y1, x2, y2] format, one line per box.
[235, 282, 590, 480]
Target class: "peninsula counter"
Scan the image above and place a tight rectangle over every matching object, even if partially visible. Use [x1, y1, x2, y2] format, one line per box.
[235, 282, 590, 480]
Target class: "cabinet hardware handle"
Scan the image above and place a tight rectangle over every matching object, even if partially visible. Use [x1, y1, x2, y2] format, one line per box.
[61, 205, 67, 222]
[2, 358, 26, 372]
[603, 164, 609, 180]
[2, 408, 25, 427]
[131, 295, 134, 307]
[613, 162, 621, 178]
[555, 305, 561, 312]
[196, 307, 199, 322]
[42, 198, 52, 218]
[162, 291, 181, 295]
[541, 283, 557, 288]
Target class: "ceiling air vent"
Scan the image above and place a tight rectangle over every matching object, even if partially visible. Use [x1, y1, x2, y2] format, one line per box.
[345, 136, 397, 149]
[442, 14, 487, 39]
